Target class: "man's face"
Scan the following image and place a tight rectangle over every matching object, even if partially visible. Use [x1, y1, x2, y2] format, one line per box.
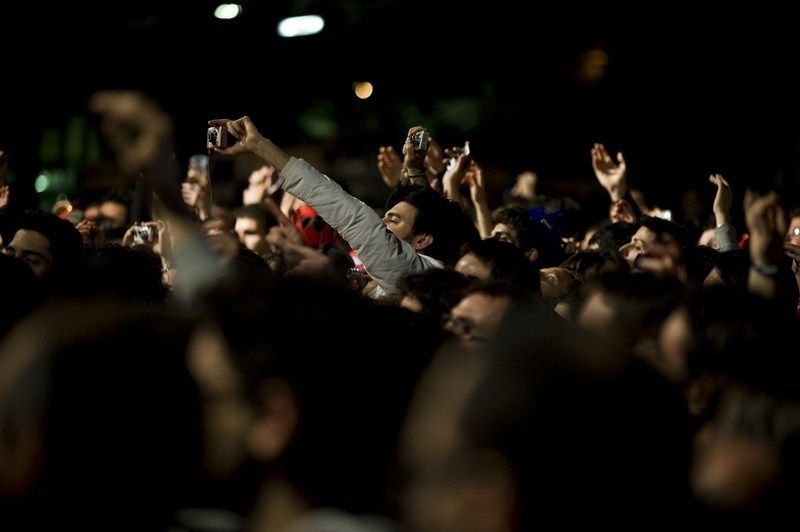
[491, 223, 519, 248]
[4, 229, 53, 278]
[187, 164, 209, 188]
[619, 225, 657, 268]
[445, 292, 510, 342]
[235, 217, 269, 256]
[454, 252, 492, 281]
[383, 201, 419, 242]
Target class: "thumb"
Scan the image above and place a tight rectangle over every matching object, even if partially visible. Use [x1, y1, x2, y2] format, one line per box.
[616, 152, 626, 165]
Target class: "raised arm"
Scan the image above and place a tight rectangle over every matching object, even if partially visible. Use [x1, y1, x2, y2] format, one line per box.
[591, 143, 627, 202]
[210, 117, 433, 294]
[709, 173, 736, 251]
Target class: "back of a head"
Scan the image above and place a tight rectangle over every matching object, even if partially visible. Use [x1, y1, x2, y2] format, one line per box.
[462, 307, 691, 526]
[202, 277, 441, 513]
[0, 303, 202, 529]
[0, 254, 40, 340]
[460, 239, 540, 295]
[82, 244, 167, 302]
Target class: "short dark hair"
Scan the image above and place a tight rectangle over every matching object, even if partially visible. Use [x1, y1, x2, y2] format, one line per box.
[233, 204, 277, 233]
[640, 216, 691, 250]
[492, 206, 548, 255]
[387, 185, 478, 264]
[16, 211, 83, 272]
[459, 238, 540, 295]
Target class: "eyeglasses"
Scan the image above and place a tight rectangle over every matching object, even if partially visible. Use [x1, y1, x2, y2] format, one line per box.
[443, 314, 492, 342]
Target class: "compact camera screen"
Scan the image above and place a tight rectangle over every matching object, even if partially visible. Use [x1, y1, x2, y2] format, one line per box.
[133, 225, 156, 244]
[207, 126, 230, 149]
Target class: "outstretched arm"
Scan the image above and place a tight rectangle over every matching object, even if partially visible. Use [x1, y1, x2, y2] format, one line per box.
[210, 117, 434, 294]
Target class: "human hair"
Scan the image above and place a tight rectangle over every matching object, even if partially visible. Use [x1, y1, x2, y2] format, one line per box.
[588, 221, 638, 252]
[234, 204, 277, 233]
[0, 254, 40, 339]
[459, 239, 540, 295]
[640, 215, 691, 250]
[387, 185, 478, 264]
[491, 206, 548, 255]
[399, 268, 470, 322]
[15, 211, 83, 274]
[201, 278, 439, 513]
[559, 249, 628, 284]
[83, 244, 167, 302]
[0, 303, 202, 528]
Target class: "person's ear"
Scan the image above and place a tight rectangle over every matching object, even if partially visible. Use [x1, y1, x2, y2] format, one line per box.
[411, 233, 433, 251]
[246, 378, 300, 462]
[525, 248, 539, 264]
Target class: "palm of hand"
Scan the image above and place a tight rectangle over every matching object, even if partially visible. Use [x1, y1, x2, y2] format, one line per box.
[595, 157, 625, 187]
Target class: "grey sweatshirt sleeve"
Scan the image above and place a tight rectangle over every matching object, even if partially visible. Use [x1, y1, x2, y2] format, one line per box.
[715, 223, 737, 252]
[279, 157, 432, 294]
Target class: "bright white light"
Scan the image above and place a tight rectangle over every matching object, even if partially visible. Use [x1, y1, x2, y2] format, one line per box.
[278, 15, 324, 37]
[35, 173, 50, 193]
[353, 82, 374, 100]
[214, 4, 242, 20]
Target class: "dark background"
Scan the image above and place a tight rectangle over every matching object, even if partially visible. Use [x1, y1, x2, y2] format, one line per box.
[2, 1, 800, 216]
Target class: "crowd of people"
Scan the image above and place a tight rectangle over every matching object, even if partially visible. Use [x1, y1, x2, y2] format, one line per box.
[0, 91, 799, 530]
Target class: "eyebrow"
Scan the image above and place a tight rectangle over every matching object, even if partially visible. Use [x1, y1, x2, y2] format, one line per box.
[19, 250, 47, 260]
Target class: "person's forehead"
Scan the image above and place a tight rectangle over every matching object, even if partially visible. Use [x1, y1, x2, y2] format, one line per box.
[492, 223, 515, 234]
[235, 217, 260, 229]
[633, 226, 656, 242]
[12, 229, 51, 250]
[388, 201, 417, 217]
[454, 292, 508, 316]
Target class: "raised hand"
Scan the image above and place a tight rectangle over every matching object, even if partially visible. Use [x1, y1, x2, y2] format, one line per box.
[402, 126, 430, 174]
[77, 220, 98, 247]
[424, 136, 446, 175]
[181, 182, 203, 209]
[0, 185, 9, 212]
[511, 171, 537, 201]
[377, 146, 402, 188]
[90, 91, 173, 174]
[466, 162, 486, 205]
[744, 190, 789, 267]
[208, 116, 264, 156]
[243, 165, 276, 205]
[709, 173, 732, 226]
[591, 143, 627, 201]
[441, 147, 472, 202]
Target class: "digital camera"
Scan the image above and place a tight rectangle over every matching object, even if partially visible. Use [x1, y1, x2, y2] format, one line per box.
[132, 225, 156, 245]
[410, 130, 429, 152]
[207, 126, 229, 149]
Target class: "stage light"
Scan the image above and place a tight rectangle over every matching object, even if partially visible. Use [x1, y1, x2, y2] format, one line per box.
[278, 15, 325, 37]
[214, 4, 242, 20]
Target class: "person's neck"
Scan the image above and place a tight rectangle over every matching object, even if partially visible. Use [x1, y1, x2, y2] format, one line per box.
[247, 476, 311, 532]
